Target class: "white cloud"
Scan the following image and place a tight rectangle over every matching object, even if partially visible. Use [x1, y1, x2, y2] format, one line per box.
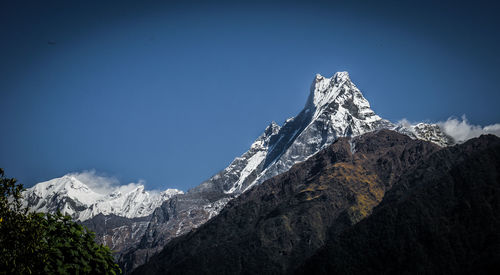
[397, 118, 413, 129]
[68, 170, 147, 195]
[438, 115, 500, 143]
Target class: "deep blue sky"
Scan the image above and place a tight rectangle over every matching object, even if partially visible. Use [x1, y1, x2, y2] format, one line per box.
[1, 0, 499, 191]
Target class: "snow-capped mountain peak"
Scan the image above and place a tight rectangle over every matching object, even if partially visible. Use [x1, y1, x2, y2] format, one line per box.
[29, 175, 106, 206]
[193, 72, 395, 195]
[239, 72, 394, 192]
[24, 174, 183, 221]
[306, 72, 382, 125]
[310, 72, 351, 107]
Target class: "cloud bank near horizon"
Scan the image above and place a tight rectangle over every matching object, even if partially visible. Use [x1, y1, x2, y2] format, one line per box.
[438, 115, 500, 143]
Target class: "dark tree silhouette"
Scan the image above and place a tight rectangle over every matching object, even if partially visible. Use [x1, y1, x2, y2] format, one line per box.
[0, 168, 121, 274]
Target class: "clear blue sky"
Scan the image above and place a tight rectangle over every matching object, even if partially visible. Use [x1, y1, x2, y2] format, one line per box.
[1, 0, 499, 191]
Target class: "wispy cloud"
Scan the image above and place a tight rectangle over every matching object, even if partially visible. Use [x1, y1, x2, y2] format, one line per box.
[438, 115, 500, 143]
[396, 118, 415, 133]
[68, 170, 147, 195]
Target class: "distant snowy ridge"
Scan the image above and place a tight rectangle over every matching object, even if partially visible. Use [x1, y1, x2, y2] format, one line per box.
[394, 115, 500, 147]
[393, 120, 454, 147]
[23, 173, 183, 221]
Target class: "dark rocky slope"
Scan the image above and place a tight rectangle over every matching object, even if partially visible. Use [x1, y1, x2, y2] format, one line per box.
[118, 191, 232, 272]
[297, 134, 500, 274]
[133, 130, 441, 274]
[81, 214, 150, 253]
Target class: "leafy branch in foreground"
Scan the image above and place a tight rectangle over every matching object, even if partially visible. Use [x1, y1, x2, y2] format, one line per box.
[0, 168, 121, 274]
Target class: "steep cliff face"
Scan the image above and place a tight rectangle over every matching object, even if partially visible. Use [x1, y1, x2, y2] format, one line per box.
[132, 130, 443, 274]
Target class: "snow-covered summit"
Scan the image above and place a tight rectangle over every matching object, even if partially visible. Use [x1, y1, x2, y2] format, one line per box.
[244, 72, 393, 190]
[28, 175, 105, 205]
[23, 174, 183, 221]
[306, 71, 385, 126]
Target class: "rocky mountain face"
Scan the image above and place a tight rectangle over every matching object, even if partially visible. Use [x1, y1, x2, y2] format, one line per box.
[133, 132, 500, 274]
[297, 134, 500, 274]
[81, 214, 151, 254]
[117, 192, 233, 272]
[24, 72, 456, 273]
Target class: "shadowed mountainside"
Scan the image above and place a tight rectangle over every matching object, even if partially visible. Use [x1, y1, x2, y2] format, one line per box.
[133, 130, 443, 274]
[297, 134, 500, 274]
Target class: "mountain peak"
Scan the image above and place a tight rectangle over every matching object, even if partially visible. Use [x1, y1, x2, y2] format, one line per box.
[332, 71, 350, 83]
[24, 174, 183, 221]
[248, 72, 393, 191]
[307, 72, 355, 111]
[315, 71, 350, 83]
[305, 71, 384, 127]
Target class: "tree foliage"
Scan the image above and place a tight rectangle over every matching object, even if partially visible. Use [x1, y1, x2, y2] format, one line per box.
[0, 168, 121, 274]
